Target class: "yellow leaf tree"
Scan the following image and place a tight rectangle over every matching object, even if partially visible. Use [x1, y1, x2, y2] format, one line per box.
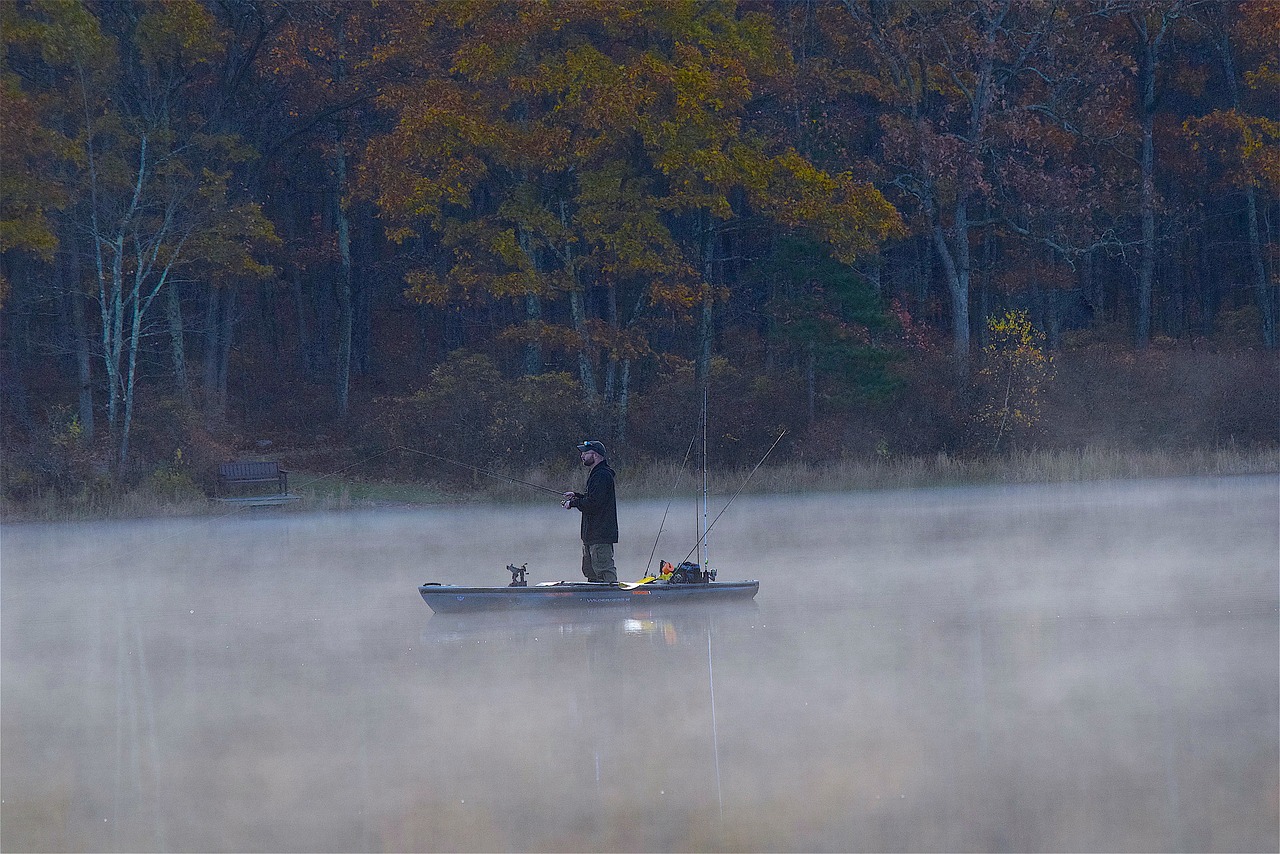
[976, 309, 1055, 451]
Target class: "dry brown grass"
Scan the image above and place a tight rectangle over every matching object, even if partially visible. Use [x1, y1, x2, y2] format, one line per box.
[502, 444, 1279, 502]
[3, 445, 1274, 522]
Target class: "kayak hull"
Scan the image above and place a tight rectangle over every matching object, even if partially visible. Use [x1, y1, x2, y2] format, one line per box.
[418, 580, 759, 613]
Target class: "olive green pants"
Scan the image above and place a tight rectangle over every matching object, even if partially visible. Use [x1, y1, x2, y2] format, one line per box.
[581, 543, 617, 584]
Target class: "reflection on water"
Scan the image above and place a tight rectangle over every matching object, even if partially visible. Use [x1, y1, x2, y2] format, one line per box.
[2, 476, 1277, 852]
[421, 601, 758, 646]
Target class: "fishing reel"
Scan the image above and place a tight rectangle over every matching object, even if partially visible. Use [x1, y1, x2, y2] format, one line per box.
[669, 561, 713, 584]
[506, 563, 529, 587]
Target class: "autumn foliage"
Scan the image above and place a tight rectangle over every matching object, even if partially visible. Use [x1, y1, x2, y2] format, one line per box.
[0, 0, 1277, 503]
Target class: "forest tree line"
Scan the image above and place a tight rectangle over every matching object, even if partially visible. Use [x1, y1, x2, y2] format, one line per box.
[1, 0, 1277, 497]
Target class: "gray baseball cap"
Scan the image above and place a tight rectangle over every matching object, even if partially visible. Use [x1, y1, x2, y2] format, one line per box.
[575, 440, 606, 457]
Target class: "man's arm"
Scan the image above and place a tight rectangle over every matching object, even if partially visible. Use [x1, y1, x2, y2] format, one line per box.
[575, 469, 612, 511]
[563, 468, 610, 511]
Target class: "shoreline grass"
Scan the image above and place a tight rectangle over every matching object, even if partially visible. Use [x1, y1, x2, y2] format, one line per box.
[3, 444, 1276, 524]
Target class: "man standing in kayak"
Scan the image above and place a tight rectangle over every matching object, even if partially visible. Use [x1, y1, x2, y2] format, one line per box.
[562, 440, 619, 584]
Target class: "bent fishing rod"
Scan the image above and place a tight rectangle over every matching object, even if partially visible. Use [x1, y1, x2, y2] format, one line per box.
[397, 446, 564, 496]
[679, 429, 787, 567]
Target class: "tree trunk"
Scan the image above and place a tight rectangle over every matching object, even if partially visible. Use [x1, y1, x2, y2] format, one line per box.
[1168, 238, 1185, 339]
[1244, 187, 1275, 347]
[917, 230, 932, 313]
[2, 261, 35, 436]
[1129, 10, 1174, 349]
[313, 201, 336, 376]
[119, 254, 181, 468]
[1211, 4, 1274, 347]
[259, 277, 280, 361]
[978, 222, 994, 349]
[119, 255, 174, 469]
[616, 358, 631, 448]
[1197, 205, 1216, 336]
[64, 242, 96, 442]
[334, 136, 353, 418]
[806, 342, 816, 425]
[280, 196, 318, 379]
[560, 199, 596, 401]
[353, 208, 372, 375]
[101, 237, 126, 436]
[166, 280, 193, 409]
[516, 225, 543, 376]
[332, 18, 354, 416]
[1084, 249, 1099, 325]
[524, 293, 543, 376]
[603, 283, 619, 406]
[936, 2, 1000, 377]
[930, 195, 971, 379]
[120, 275, 147, 467]
[203, 284, 223, 420]
[1136, 101, 1156, 348]
[69, 263, 95, 443]
[216, 286, 236, 417]
[568, 287, 596, 401]
[289, 266, 316, 379]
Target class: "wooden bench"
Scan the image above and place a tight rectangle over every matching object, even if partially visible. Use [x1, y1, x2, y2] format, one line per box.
[215, 460, 292, 502]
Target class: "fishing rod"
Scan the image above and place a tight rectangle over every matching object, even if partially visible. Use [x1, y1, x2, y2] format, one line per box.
[679, 429, 787, 567]
[397, 446, 564, 496]
[645, 432, 699, 573]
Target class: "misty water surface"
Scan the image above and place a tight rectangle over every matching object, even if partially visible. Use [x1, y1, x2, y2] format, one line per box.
[2, 475, 1277, 852]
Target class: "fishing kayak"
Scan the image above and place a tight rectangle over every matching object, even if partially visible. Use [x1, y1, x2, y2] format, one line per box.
[418, 578, 760, 613]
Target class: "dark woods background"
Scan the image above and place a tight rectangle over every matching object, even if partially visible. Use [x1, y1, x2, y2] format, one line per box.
[1, 0, 1276, 503]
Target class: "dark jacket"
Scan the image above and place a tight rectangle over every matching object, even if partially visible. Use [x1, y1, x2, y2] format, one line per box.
[569, 461, 618, 544]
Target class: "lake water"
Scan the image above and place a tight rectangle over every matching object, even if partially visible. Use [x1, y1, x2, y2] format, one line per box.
[2, 475, 1277, 852]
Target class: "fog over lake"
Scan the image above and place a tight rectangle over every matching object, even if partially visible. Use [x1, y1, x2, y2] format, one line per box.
[2, 475, 1277, 852]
